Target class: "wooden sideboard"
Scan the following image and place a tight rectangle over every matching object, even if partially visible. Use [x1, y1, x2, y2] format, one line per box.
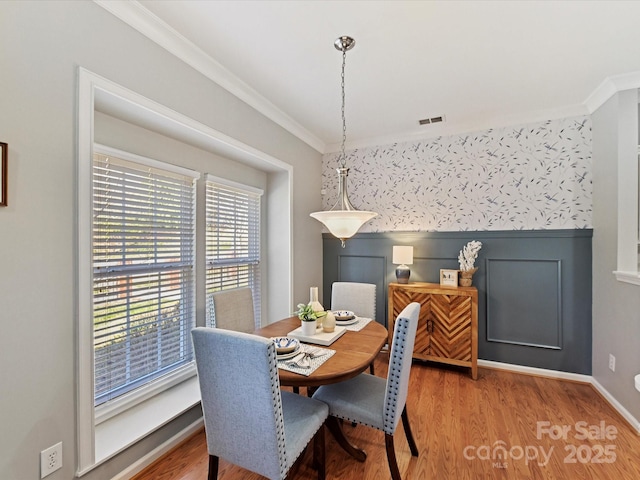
[388, 282, 478, 379]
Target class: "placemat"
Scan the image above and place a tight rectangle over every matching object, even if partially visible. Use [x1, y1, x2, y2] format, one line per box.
[277, 344, 336, 376]
[342, 317, 373, 332]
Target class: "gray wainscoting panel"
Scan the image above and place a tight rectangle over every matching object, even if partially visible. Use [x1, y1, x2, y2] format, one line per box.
[322, 229, 592, 374]
[486, 259, 562, 349]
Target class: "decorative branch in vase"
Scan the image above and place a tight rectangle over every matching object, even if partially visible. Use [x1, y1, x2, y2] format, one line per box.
[458, 240, 482, 286]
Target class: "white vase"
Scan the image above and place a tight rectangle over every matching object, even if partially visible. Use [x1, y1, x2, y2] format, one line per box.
[309, 287, 324, 329]
[301, 320, 317, 336]
[323, 310, 336, 333]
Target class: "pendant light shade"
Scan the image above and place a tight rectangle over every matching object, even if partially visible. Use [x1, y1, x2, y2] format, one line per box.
[310, 209, 377, 240]
[310, 165, 376, 246]
[310, 36, 377, 248]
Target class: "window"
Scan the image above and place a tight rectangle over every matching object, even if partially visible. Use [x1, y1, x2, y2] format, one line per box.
[92, 145, 199, 407]
[612, 90, 640, 285]
[78, 69, 293, 473]
[205, 175, 262, 327]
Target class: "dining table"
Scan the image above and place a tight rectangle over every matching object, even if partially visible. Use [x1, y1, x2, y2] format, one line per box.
[254, 315, 387, 388]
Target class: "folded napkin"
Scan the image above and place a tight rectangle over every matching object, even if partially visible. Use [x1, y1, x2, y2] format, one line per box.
[286, 352, 311, 369]
[285, 346, 328, 369]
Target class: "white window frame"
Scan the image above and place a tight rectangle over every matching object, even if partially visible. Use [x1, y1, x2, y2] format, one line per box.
[91, 144, 199, 420]
[613, 89, 640, 285]
[77, 68, 293, 475]
[205, 175, 263, 327]
[78, 140, 201, 470]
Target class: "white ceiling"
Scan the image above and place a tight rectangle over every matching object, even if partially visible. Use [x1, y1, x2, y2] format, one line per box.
[113, 1, 640, 153]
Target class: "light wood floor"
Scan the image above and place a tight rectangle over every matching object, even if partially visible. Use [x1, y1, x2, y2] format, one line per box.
[133, 353, 640, 480]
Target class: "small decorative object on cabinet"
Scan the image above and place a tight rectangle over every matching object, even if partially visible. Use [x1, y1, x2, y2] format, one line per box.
[439, 268, 458, 287]
[392, 245, 413, 283]
[458, 240, 482, 286]
[388, 282, 478, 379]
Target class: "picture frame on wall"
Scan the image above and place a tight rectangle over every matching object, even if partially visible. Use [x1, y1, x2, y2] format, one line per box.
[440, 269, 458, 287]
[0, 142, 7, 207]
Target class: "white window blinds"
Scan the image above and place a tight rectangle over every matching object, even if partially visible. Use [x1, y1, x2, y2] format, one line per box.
[205, 175, 262, 327]
[92, 146, 198, 406]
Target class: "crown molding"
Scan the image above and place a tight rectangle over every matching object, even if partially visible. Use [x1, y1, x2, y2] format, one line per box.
[584, 71, 640, 114]
[93, 0, 325, 153]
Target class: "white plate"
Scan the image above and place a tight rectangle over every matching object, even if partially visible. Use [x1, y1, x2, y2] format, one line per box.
[332, 310, 355, 321]
[335, 317, 358, 326]
[271, 336, 300, 354]
[276, 345, 301, 360]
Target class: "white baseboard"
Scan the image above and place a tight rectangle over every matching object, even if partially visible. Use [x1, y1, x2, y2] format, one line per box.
[478, 359, 640, 434]
[111, 417, 204, 480]
[590, 378, 640, 434]
[478, 359, 592, 383]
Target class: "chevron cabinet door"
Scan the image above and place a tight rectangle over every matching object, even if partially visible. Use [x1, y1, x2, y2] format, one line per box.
[388, 282, 478, 379]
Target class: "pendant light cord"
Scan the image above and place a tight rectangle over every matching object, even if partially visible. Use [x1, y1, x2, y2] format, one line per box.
[340, 45, 347, 169]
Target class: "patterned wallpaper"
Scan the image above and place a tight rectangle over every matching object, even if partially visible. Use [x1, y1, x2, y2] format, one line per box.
[321, 116, 592, 232]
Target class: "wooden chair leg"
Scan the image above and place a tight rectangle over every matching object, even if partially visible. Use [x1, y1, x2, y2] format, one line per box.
[401, 406, 419, 456]
[293, 386, 300, 394]
[312, 424, 326, 480]
[369, 362, 375, 375]
[385, 434, 402, 480]
[208, 455, 219, 480]
[326, 416, 367, 462]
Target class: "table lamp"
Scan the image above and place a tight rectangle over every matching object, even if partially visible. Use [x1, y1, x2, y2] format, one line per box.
[392, 245, 413, 284]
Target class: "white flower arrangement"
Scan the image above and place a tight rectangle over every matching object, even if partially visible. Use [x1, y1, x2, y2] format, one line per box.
[458, 240, 482, 272]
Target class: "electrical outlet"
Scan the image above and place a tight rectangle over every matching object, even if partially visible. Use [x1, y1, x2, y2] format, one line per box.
[609, 354, 616, 372]
[40, 442, 62, 478]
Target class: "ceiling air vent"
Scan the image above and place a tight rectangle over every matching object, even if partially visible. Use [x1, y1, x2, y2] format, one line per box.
[419, 115, 445, 125]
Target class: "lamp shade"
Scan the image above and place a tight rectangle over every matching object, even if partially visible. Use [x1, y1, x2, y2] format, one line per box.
[392, 246, 413, 265]
[310, 210, 377, 240]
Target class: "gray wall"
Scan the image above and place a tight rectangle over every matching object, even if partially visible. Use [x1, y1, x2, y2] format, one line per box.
[0, 2, 322, 479]
[323, 229, 593, 374]
[592, 90, 640, 422]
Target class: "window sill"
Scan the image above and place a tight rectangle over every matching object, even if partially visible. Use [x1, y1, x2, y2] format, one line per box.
[613, 270, 640, 286]
[94, 375, 201, 467]
[96, 365, 196, 425]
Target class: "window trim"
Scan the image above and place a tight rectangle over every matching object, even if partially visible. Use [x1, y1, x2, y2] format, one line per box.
[612, 90, 640, 285]
[206, 173, 264, 197]
[90, 142, 199, 409]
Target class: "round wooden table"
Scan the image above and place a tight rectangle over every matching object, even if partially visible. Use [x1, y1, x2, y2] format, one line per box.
[254, 316, 387, 388]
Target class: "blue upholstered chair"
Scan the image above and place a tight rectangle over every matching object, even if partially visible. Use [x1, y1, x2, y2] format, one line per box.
[191, 327, 329, 480]
[331, 282, 377, 374]
[208, 287, 256, 333]
[312, 302, 420, 480]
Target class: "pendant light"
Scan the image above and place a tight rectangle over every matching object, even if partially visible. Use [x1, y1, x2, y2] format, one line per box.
[310, 36, 377, 248]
